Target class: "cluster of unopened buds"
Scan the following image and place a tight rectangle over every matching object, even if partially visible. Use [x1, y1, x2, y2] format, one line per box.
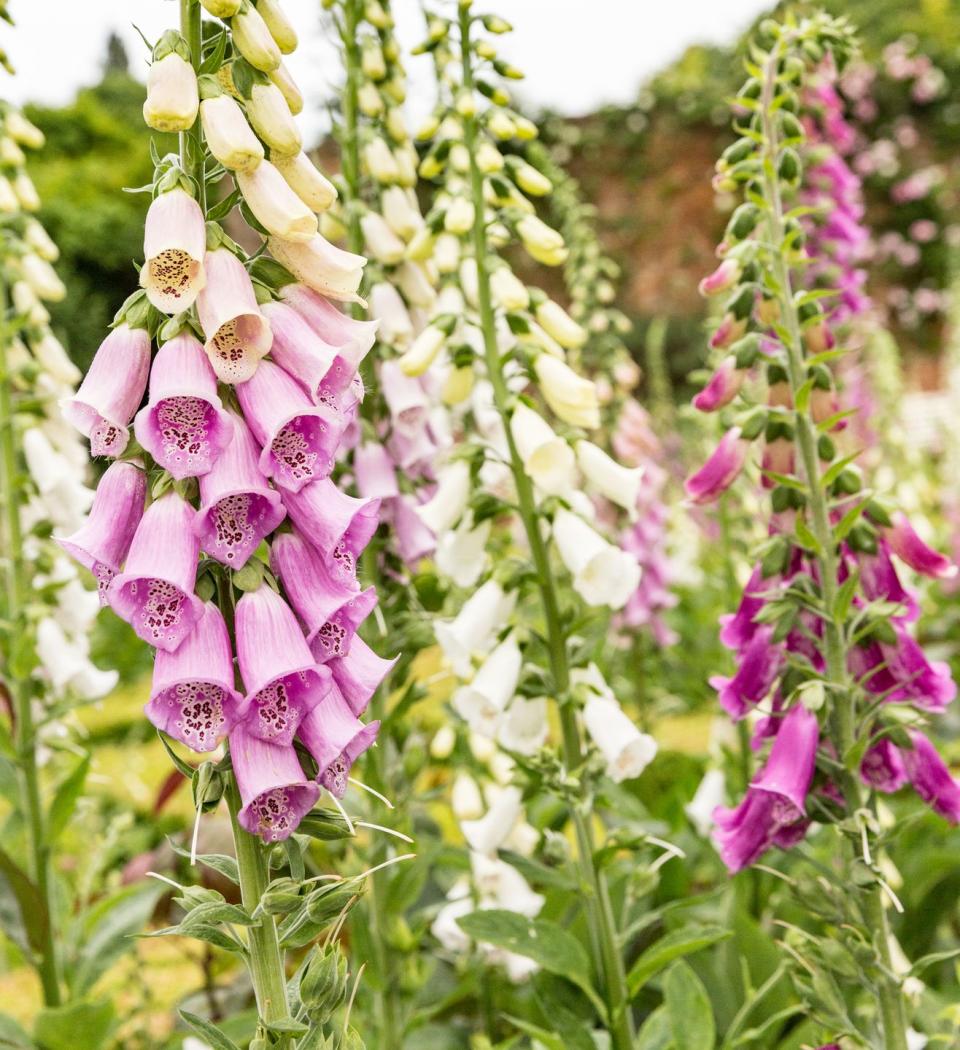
[57, 0, 395, 842]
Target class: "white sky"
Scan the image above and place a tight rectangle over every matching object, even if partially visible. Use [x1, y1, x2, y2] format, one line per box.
[1, 0, 768, 141]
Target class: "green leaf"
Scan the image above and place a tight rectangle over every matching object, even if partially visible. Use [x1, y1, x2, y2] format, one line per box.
[263, 1018, 309, 1035]
[297, 809, 355, 840]
[70, 882, 165, 997]
[0, 844, 48, 957]
[170, 842, 239, 884]
[663, 962, 715, 1050]
[627, 924, 731, 998]
[147, 923, 245, 953]
[0, 1012, 31, 1048]
[456, 910, 605, 1020]
[157, 731, 195, 777]
[179, 900, 256, 928]
[636, 1006, 673, 1050]
[501, 1015, 565, 1050]
[178, 1010, 242, 1050]
[47, 754, 90, 843]
[33, 999, 115, 1050]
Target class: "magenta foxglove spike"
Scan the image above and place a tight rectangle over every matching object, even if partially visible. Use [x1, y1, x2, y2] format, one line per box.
[260, 300, 349, 407]
[235, 584, 331, 746]
[146, 602, 244, 751]
[353, 442, 400, 500]
[849, 623, 956, 712]
[56, 460, 147, 604]
[281, 478, 380, 582]
[133, 332, 233, 479]
[692, 357, 745, 412]
[271, 530, 377, 663]
[61, 324, 151, 458]
[236, 358, 343, 492]
[107, 492, 205, 652]
[195, 412, 285, 567]
[709, 625, 782, 720]
[230, 722, 319, 842]
[712, 704, 819, 872]
[328, 635, 398, 718]
[280, 281, 378, 382]
[298, 683, 379, 798]
[860, 738, 908, 793]
[140, 187, 207, 314]
[195, 248, 272, 383]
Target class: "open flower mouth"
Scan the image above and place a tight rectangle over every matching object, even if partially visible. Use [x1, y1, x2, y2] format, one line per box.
[245, 668, 326, 747]
[109, 575, 202, 652]
[207, 314, 271, 383]
[199, 491, 281, 567]
[266, 415, 332, 490]
[152, 396, 221, 476]
[242, 783, 320, 843]
[147, 680, 235, 752]
[146, 248, 203, 311]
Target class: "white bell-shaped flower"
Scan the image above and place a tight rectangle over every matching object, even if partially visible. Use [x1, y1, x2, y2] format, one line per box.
[452, 633, 522, 737]
[416, 459, 471, 536]
[552, 509, 641, 609]
[510, 402, 577, 496]
[435, 579, 516, 678]
[460, 785, 522, 855]
[576, 440, 644, 519]
[582, 693, 657, 783]
[435, 515, 491, 588]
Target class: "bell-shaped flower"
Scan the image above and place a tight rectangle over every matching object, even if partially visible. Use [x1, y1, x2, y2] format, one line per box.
[511, 402, 576, 496]
[23, 427, 75, 497]
[860, 738, 909, 794]
[269, 234, 365, 304]
[146, 602, 244, 751]
[196, 248, 273, 383]
[397, 324, 447, 377]
[535, 299, 586, 349]
[235, 584, 331, 745]
[709, 625, 782, 720]
[435, 515, 490, 588]
[552, 509, 641, 610]
[901, 732, 960, 823]
[886, 512, 957, 580]
[381, 186, 423, 241]
[280, 283, 378, 371]
[453, 633, 522, 737]
[194, 412, 285, 567]
[281, 478, 380, 582]
[200, 93, 264, 172]
[516, 215, 567, 266]
[361, 212, 406, 265]
[140, 188, 206, 313]
[260, 300, 347, 407]
[582, 690, 657, 782]
[236, 160, 317, 243]
[533, 353, 600, 429]
[272, 151, 336, 213]
[761, 436, 795, 487]
[435, 579, 517, 678]
[236, 358, 343, 492]
[369, 283, 414, 350]
[396, 260, 437, 309]
[143, 50, 198, 133]
[255, 0, 297, 53]
[685, 768, 727, 837]
[35, 618, 118, 699]
[392, 495, 437, 565]
[231, 4, 281, 72]
[230, 724, 319, 843]
[271, 530, 377, 663]
[698, 258, 741, 297]
[849, 623, 956, 712]
[490, 267, 529, 311]
[713, 704, 819, 872]
[57, 461, 146, 603]
[133, 333, 233, 479]
[416, 460, 470, 536]
[431, 889, 473, 954]
[685, 427, 749, 505]
[692, 357, 745, 412]
[31, 331, 80, 386]
[378, 359, 428, 436]
[575, 440, 643, 518]
[354, 442, 399, 500]
[461, 785, 522, 855]
[328, 635, 397, 717]
[856, 542, 918, 622]
[472, 854, 545, 922]
[298, 684, 379, 798]
[107, 493, 205, 652]
[498, 696, 548, 755]
[62, 324, 151, 457]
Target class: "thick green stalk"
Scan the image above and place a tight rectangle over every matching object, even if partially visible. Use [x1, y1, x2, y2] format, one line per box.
[759, 48, 908, 1050]
[180, 0, 206, 211]
[339, 0, 364, 322]
[0, 293, 62, 1006]
[457, 11, 634, 1047]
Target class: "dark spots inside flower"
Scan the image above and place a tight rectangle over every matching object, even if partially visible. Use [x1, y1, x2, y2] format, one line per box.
[148, 247, 199, 303]
[271, 417, 320, 486]
[321, 754, 349, 798]
[155, 396, 216, 473]
[172, 681, 227, 750]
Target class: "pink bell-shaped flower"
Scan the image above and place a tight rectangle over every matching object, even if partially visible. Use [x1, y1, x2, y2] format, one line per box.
[327, 635, 397, 717]
[260, 299, 350, 407]
[684, 427, 749, 505]
[280, 282, 378, 383]
[140, 187, 207, 314]
[298, 683, 379, 798]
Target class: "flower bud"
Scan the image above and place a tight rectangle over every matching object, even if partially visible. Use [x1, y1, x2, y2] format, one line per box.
[255, 0, 298, 54]
[361, 211, 406, 265]
[512, 161, 551, 196]
[300, 946, 349, 1022]
[273, 151, 337, 212]
[490, 267, 529, 311]
[535, 299, 586, 349]
[443, 197, 475, 234]
[486, 109, 516, 140]
[362, 41, 387, 81]
[201, 0, 241, 14]
[517, 215, 567, 266]
[260, 876, 302, 915]
[475, 141, 504, 174]
[232, 2, 282, 72]
[143, 51, 198, 133]
[533, 353, 600, 429]
[5, 110, 44, 149]
[12, 171, 40, 213]
[398, 324, 446, 376]
[200, 94, 264, 172]
[381, 186, 422, 241]
[246, 81, 301, 156]
[268, 60, 303, 115]
[358, 82, 384, 117]
[364, 137, 400, 183]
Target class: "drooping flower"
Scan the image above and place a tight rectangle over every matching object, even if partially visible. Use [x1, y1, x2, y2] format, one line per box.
[146, 601, 245, 751]
[236, 358, 343, 492]
[416, 460, 471, 536]
[453, 633, 522, 737]
[199, 92, 264, 172]
[435, 579, 517, 678]
[143, 38, 199, 133]
[234, 584, 331, 746]
[684, 427, 749, 505]
[510, 402, 576, 496]
[575, 440, 643, 517]
[297, 685, 379, 798]
[236, 160, 318, 242]
[230, 723, 320, 843]
[532, 353, 600, 429]
[280, 283, 379, 370]
[268, 234, 366, 303]
[195, 248, 273, 383]
[327, 634, 397, 718]
[552, 508, 641, 610]
[709, 625, 783, 720]
[107, 492, 205, 652]
[380, 359, 429, 436]
[692, 357, 746, 412]
[133, 332, 233, 479]
[194, 412, 286, 567]
[900, 732, 960, 823]
[260, 300, 345, 406]
[56, 460, 147, 603]
[62, 324, 151, 457]
[435, 516, 491, 588]
[886, 512, 957, 580]
[582, 689, 658, 783]
[272, 151, 338, 213]
[140, 187, 207, 313]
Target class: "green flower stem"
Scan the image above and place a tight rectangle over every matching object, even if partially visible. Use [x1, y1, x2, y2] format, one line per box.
[180, 0, 206, 211]
[457, 11, 634, 1048]
[0, 287, 62, 1007]
[339, 0, 364, 321]
[759, 46, 909, 1050]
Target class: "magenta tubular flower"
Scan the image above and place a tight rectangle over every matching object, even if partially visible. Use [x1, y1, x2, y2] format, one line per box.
[392, 494, 437, 564]
[328, 635, 397, 717]
[235, 584, 330, 745]
[230, 722, 320, 842]
[146, 602, 244, 751]
[380, 359, 429, 436]
[107, 492, 205, 652]
[854, 542, 918, 621]
[712, 704, 819, 872]
[62, 324, 151, 457]
[260, 299, 347, 406]
[236, 359, 343, 492]
[849, 623, 957, 712]
[194, 412, 286, 567]
[271, 531, 377, 662]
[698, 258, 741, 297]
[57, 460, 147, 603]
[298, 684, 380, 797]
[709, 625, 782, 720]
[886, 512, 957, 580]
[685, 427, 749, 505]
[692, 357, 744, 412]
[281, 479, 380, 582]
[140, 187, 207, 314]
[133, 332, 233, 479]
[719, 564, 769, 650]
[860, 738, 908, 793]
[354, 442, 399, 500]
[901, 732, 960, 823]
[280, 282, 378, 379]
[196, 248, 272, 383]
